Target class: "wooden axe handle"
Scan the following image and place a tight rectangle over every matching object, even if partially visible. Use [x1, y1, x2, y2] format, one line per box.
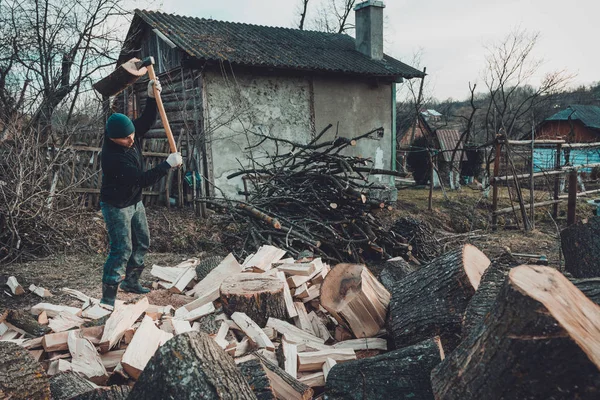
[146, 64, 177, 153]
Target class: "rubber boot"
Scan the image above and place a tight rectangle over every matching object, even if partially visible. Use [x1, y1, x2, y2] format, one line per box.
[100, 283, 119, 309]
[120, 266, 150, 294]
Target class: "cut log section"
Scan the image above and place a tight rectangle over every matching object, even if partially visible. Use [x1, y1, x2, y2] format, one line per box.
[6, 309, 51, 337]
[69, 386, 131, 400]
[128, 331, 257, 400]
[186, 253, 242, 297]
[320, 263, 391, 338]
[0, 341, 51, 400]
[561, 216, 600, 278]
[431, 265, 600, 399]
[388, 244, 490, 351]
[122, 315, 173, 379]
[49, 371, 96, 400]
[325, 339, 441, 399]
[99, 297, 148, 352]
[6, 276, 25, 295]
[220, 274, 286, 327]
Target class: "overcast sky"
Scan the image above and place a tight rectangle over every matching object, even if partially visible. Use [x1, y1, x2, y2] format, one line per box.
[146, 0, 598, 101]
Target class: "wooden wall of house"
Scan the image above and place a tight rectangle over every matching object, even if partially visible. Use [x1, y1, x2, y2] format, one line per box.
[536, 120, 599, 142]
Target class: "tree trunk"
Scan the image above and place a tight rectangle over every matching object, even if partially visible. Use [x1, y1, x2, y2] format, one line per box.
[128, 331, 257, 400]
[49, 372, 95, 400]
[320, 263, 390, 338]
[388, 244, 490, 352]
[461, 252, 518, 337]
[220, 274, 286, 327]
[7, 309, 51, 337]
[325, 339, 441, 400]
[561, 216, 600, 278]
[378, 257, 419, 292]
[0, 341, 51, 399]
[70, 386, 130, 400]
[574, 277, 600, 303]
[431, 265, 600, 400]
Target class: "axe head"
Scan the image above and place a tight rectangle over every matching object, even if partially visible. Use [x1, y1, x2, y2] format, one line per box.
[93, 57, 152, 97]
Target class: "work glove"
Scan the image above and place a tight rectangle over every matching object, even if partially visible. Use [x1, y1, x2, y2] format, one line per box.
[148, 78, 162, 98]
[166, 152, 183, 168]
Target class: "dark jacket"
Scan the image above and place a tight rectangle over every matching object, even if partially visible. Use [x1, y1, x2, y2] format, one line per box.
[100, 97, 170, 208]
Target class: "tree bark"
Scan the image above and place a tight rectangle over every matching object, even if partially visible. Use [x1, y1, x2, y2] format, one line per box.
[49, 371, 95, 400]
[574, 277, 600, 304]
[7, 309, 51, 337]
[431, 265, 600, 400]
[70, 386, 130, 400]
[196, 256, 224, 281]
[561, 216, 600, 278]
[461, 252, 518, 337]
[220, 274, 286, 327]
[128, 331, 257, 400]
[378, 257, 419, 292]
[0, 341, 51, 399]
[325, 339, 441, 400]
[388, 244, 490, 352]
[238, 359, 276, 400]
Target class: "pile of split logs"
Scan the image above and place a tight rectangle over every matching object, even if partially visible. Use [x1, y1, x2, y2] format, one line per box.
[3, 217, 600, 399]
[213, 125, 413, 264]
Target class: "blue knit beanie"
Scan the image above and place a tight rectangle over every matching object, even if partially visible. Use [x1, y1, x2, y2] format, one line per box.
[106, 113, 134, 138]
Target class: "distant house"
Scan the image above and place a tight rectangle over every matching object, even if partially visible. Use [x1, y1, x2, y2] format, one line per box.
[536, 105, 600, 142]
[110, 1, 423, 199]
[420, 109, 442, 121]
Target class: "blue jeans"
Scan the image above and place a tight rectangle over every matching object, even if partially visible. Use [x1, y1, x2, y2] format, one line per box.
[100, 201, 150, 285]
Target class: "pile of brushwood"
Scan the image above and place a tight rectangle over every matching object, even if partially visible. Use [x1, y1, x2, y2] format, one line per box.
[209, 125, 413, 264]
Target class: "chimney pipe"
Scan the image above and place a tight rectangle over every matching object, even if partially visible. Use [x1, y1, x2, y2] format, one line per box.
[354, 1, 385, 60]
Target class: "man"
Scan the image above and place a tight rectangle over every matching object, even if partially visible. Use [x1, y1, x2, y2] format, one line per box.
[99, 78, 182, 308]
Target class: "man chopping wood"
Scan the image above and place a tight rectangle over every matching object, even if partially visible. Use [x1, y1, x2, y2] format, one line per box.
[99, 78, 182, 309]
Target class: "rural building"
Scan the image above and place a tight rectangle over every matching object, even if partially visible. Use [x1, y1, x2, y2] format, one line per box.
[109, 1, 423, 199]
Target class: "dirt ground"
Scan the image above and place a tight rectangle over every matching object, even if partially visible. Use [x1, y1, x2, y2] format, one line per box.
[1, 186, 594, 312]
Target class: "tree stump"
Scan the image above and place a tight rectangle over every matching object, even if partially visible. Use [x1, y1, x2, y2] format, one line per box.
[461, 252, 518, 337]
[561, 216, 600, 278]
[220, 274, 286, 327]
[128, 331, 257, 400]
[431, 265, 600, 400]
[320, 263, 390, 338]
[325, 339, 441, 400]
[70, 386, 130, 400]
[388, 244, 490, 352]
[0, 341, 51, 399]
[49, 372, 95, 400]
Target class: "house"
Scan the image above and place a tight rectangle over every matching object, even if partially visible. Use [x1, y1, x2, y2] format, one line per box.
[111, 1, 423, 199]
[536, 105, 600, 142]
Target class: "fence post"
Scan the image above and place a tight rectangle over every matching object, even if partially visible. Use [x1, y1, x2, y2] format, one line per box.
[491, 137, 501, 230]
[567, 169, 577, 226]
[530, 135, 535, 229]
[428, 150, 434, 211]
[552, 142, 562, 219]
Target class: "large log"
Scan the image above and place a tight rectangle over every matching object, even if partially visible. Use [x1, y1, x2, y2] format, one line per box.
[128, 331, 257, 399]
[49, 372, 95, 400]
[220, 274, 286, 327]
[561, 216, 600, 278]
[0, 341, 51, 399]
[69, 386, 130, 400]
[6, 309, 51, 337]
[461, 252, 518, 337]
[320, 263, 390, 338]
[378, 257, 419, 292]
[388, 244, 490, 351]
[431, 265, 600, 400]
[325, 339, 441, 400]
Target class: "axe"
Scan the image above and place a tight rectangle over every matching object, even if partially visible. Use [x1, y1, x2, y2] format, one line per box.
[93, 57, 177, 153]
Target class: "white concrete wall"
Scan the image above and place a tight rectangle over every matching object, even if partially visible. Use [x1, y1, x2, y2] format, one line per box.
[203, 69, 313, 198]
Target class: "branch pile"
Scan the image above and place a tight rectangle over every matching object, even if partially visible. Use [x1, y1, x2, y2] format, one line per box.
[215, 125, 410, 263]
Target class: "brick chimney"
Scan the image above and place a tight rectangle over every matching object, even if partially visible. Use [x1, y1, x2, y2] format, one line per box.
[354, 1, 385, 60]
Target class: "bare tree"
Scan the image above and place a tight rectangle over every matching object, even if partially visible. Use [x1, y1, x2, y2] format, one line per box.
[297, 0, 310, 30]
[305, 0, 356, 34]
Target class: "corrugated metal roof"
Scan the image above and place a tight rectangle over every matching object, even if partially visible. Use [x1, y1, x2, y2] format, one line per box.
[546, 105, 600, 130]
[436, 129, 465, 162]
[132, 9, 423, 79]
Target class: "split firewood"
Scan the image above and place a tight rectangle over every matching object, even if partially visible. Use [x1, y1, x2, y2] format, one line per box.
[49, 371, 96, 400]
[297, 348, 356, 372]
[128, 331, 257, 400]
[68, 330, 108, 385]
[31, 303, 80, 318]
[29, 284, 52, 298]
[186, 253, 242, 297]
[277, 271, 298, 318]
[28, 349, 44, 362]
[431, 265, 600, 399]
[266, 318, 327, 349]
[325, 339, 441, 399]
[297, 371, 324, 388]
[293, 302, 316, 335]
[561, 216, 600, 278]
[231, 312, 274, 350]
[121, 316, 173, 379]
[6, 309, 51, 337]
[38, 311, 48, 325]
[69, 385, 131, 400]
[171, 319, 193, 335]
[176, 302, 215, 322]
[42, 326, 104, 352]
[320, 263, 390, 338]
[168, 265, 197, 294]
[100, 349, 126, 371]
[0, 341, 52, 399]
[99, 297, 149, 352]
[82, 303, 112, 320]
[307, 311, 332, 342]
[47, 359, 73, 376]
[150, 264, 182, 283]
[286, 259, 325, 288]
[220, 274, 287, 327]
[276, 262, 317, 276]
[213, 321, 230, 349]
[48, 311, 85, 333]
[6, 276, 24, 296]
[242, 245, 286, 272]
[322, 358, 336, 382]
[388, 244, 490, 352]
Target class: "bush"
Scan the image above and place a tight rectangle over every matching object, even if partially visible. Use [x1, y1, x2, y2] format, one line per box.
[406, 136, 431, 185]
